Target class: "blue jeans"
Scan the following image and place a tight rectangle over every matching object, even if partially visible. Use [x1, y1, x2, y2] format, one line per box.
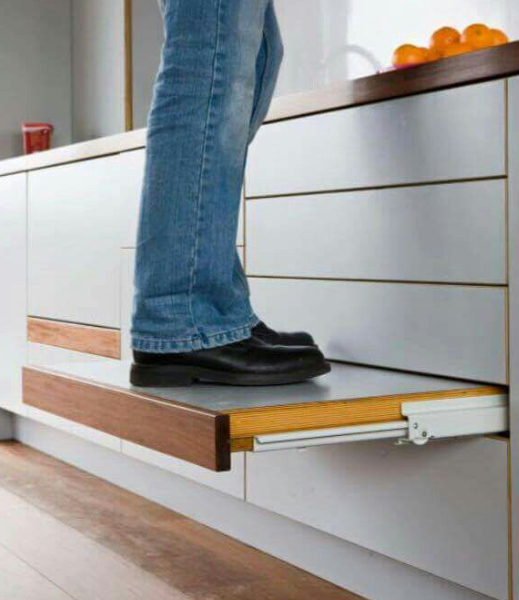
[132, 0, 283, 353]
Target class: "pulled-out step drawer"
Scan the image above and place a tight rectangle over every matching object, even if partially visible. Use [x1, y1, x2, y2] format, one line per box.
[22, 361, 508, 471]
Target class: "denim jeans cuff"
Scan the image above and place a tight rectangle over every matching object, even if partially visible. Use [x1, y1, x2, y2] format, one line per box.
[132, 314, 260, 354]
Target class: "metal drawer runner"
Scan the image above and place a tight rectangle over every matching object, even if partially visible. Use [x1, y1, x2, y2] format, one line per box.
[253, 395, 508, 452]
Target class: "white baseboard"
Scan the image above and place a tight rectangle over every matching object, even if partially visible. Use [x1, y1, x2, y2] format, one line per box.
[12, 415, 495, 600]
[0, 409, 13, 440]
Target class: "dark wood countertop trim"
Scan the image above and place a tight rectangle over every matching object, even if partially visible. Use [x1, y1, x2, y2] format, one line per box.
[22, 366, 231, 472]
[1, 43, 518, 178]
[265, 41, 519, 123]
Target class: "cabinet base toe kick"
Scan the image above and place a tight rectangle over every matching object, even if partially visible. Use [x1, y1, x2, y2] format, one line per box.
[21, 361, 508, 471]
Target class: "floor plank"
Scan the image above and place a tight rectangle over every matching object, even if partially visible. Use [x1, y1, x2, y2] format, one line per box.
[0, 441, 363, 600]
[0, 544, 73, 600]
[0, 486, 187, 600]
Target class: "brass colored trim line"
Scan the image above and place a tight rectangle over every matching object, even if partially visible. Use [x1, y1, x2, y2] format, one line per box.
[245, 175, 507, 201]
[124, 0, 134, 132]
[247, 274, 507, 288]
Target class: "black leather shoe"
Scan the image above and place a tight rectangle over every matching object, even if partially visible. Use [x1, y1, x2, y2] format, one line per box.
[131, 337, 330, 387]
[252, 321, 316, 347]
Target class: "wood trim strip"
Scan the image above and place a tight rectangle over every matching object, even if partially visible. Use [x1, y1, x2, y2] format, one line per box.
[266, 42, 519, 123]
[124, 0, 134, 132]
[22, 367, 231, 472]
[28, 318, 121, 360]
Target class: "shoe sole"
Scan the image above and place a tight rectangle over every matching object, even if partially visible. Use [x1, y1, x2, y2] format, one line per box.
[130, 362, 331, 388]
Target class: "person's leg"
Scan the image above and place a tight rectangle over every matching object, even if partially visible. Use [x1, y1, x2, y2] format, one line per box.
[230, 0, 283, 330]
[132, 0, 270, 354]
[248, 0, 284, 144]
[233, 2, 316, 348]
[131, 0, 330, 386]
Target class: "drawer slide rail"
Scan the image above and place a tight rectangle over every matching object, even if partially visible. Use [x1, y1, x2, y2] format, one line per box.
[253, 395, 508, 452]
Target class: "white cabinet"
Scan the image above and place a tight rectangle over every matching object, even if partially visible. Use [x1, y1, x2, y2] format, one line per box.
[28, 156, 133, 328]
[122, 442, 245, 500]
[247, 81, 506, 197]
[116, 149, 145, 248]
[246, 437, 509, 600]
[246, 180, 507, 284]
[0, 174, 27, 411]
[249, 277, 507, 383]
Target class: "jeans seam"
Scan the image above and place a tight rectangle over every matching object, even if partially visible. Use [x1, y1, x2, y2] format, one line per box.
[249, 30, 270, 133]
[187, 0, 224, 339]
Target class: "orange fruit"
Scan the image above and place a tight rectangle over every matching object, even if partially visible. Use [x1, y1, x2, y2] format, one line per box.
[392, 45, 429, 68]
[430, 27, 461, 52]
[461, 24, 494, 49]
[489, 28, 509, 46]
[443, 42, 475, 58]
[426, 47, 443, 62]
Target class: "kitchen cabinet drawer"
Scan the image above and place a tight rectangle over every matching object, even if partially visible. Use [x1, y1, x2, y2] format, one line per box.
[246, 437, 509, 600]
[249, 278, 507, 383]
[0, 174, 27, 411]
[246, 180, 506, 284]
[28, 156, 130, 328]
[246, 81, 506, 197]
[22, 360, 507, 470]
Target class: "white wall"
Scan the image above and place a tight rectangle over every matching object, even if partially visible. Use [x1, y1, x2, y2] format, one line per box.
[130, 0, 519, 122]
[274, 0, 519, 95]
[71, 0, 126, 141]
[132, 0, 163, 130]
[0, 0, 72, 159]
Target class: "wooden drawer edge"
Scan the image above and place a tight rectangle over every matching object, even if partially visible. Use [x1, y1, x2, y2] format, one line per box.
[28, 317, 121, 360]
[22, 366, 231, 472]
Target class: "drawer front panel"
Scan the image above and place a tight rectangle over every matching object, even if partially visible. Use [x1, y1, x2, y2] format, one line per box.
[246, 438, 509, 599]
[246, 81, 506, 197]
[249, 278, 507, 383]
[28, 157, 130, 328]
[0, 174, 27, 411]
[247, 180, 506, 284]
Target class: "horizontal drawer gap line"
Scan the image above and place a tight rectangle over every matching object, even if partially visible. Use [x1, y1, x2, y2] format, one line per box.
[28, 316, 120, 332]
[328, 359, 506, 388]
[245, 175, 507, 201]
[246, 275, 507, 288]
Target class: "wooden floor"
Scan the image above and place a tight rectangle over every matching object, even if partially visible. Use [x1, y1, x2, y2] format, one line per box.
[0, 441, 363, 600]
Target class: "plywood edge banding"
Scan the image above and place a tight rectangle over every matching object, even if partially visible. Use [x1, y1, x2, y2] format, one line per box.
[28, 317, 121, 359]
[231, 438, 254, 452]
[227, 386, 505, 439]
